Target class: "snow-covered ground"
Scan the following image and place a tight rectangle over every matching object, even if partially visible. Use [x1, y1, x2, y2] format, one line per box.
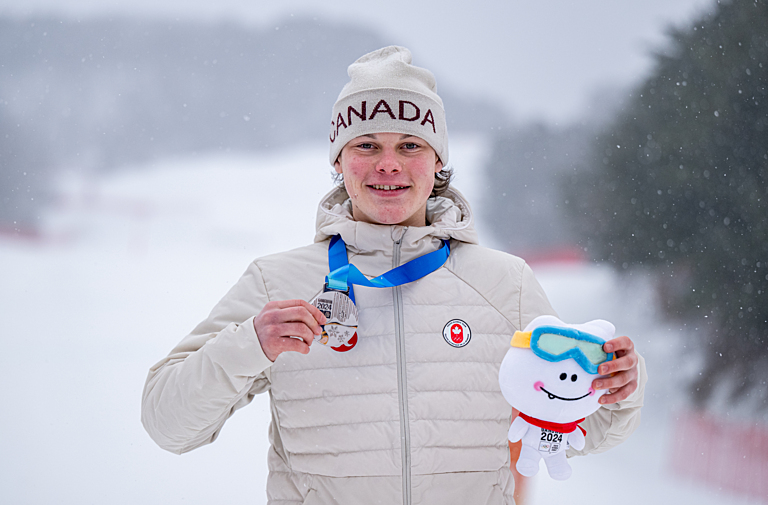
[0, 139, 762, 504]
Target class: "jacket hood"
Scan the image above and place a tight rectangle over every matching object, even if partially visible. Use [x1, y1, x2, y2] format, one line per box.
[314, 185, 479, 260]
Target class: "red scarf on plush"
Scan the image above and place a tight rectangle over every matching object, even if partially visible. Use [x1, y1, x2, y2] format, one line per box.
[518, 413, 587, 436]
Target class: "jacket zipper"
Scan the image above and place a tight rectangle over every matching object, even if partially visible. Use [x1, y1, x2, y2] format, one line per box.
[392, 229, 411, 505]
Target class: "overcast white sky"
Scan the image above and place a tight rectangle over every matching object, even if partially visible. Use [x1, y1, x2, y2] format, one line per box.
[1, 0, 716, 123]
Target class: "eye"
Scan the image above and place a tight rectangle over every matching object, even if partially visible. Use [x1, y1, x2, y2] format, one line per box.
[559, 373, 567, 381]
[357, 142, 375, 149]
[402, 142, 420, 150]
[571, 374, 578, 382]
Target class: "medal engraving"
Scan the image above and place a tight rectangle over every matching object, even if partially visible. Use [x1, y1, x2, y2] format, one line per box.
[310, 290, 359, 352]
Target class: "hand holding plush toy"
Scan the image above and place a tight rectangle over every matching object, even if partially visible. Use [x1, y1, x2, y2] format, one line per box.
[499, 315, 615, 480]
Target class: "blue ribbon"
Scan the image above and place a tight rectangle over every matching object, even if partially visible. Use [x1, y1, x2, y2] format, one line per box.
[326, 234, 451, 303]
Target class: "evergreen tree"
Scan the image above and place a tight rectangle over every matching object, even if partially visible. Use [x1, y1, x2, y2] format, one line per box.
[572, 0, 768, 408]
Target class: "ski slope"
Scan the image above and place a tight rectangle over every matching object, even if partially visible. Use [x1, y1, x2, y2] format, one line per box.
[0, 138, 761, 504]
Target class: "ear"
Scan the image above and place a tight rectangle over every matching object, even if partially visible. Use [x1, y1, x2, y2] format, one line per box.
[434, 155, 443, 174]
[334, 157, 343, 175]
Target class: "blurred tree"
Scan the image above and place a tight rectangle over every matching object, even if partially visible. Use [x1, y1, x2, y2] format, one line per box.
[570, 0, 768, 408]
[482, 123, 594, 255]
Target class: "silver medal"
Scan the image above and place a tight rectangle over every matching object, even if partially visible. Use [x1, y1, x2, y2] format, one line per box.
[310, 290, 359, 352]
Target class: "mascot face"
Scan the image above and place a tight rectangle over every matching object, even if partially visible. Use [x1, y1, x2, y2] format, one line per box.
[498, 315, 613, 423]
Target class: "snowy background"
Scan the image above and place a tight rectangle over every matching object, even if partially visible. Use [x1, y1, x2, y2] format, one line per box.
[0, 138, 763, 504]
[0, 0, 716, 123]
[2, 0, 767, 503]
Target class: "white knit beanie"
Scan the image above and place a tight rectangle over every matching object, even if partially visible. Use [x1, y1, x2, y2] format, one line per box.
[329, 46, 449, 166]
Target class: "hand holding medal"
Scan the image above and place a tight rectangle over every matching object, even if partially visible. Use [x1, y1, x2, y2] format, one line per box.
[252, 300, 327, 362]
[254, 235, 449, 360]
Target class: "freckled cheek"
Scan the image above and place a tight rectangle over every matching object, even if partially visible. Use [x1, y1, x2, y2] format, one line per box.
[343, 168, 367, 196]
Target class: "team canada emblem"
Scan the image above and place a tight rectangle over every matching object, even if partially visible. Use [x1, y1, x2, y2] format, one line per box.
[443, 319, 471, 348]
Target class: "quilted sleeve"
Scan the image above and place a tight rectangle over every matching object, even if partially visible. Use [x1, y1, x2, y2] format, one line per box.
[141, 260, 274, 454]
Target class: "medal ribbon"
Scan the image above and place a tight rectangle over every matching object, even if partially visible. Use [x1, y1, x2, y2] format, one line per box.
[326, 234, 451, 303]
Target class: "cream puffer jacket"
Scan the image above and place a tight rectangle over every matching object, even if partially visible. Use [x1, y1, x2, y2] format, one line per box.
[142, 187, 647, 505]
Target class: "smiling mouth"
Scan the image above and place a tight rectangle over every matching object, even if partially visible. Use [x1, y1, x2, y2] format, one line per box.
[369, 184, 408, 191]
[540, 387, 592, 401]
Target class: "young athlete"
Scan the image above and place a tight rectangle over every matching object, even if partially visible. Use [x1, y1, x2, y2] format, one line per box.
[142, 46, 645, 505]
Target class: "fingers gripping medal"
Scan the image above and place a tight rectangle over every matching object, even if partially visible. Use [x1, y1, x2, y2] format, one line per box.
[310, 290, 359, 352]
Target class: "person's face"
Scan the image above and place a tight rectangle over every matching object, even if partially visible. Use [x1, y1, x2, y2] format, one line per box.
[334, 132, 443, 227]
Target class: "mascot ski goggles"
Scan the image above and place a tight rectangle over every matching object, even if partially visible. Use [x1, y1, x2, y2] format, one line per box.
[510, 326, 614, 374]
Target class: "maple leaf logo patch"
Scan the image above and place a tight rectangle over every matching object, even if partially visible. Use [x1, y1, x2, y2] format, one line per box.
[443, 319, 471, 348]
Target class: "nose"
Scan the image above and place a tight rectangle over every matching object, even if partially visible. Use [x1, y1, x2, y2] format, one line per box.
[375, 149, 402, 174]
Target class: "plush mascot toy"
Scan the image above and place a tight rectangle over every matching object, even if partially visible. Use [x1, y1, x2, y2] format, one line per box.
[498, 315, 615, 480]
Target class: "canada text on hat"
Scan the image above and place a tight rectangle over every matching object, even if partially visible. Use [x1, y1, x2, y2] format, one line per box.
[328, 46, 449, 166]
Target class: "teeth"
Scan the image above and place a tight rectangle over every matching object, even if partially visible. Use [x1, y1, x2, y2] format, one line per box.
[371, 185, 405, 190]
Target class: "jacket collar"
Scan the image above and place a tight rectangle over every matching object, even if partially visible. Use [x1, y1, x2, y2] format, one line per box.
[313, 185, 479, 261]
